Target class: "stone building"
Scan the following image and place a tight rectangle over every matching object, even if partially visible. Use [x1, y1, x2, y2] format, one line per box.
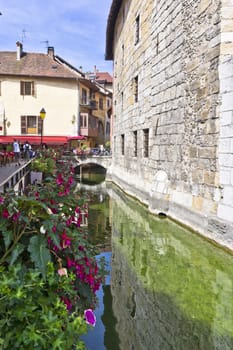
[105, 0, 233, 250]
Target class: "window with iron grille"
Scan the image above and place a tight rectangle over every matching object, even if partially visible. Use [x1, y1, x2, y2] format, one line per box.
[135, 15, 140, 45]
[20, 81, 34, 96]
[143, 128, 149, 158]
[121, 134, 125, 156]
[21, 115, 41, 134]
[133, 130, 137, 157]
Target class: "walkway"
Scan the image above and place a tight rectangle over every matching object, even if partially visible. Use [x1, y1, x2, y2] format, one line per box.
[0, 161, 31, 193]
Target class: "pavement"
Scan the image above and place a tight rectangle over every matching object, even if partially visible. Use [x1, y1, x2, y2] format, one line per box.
[0, 160, 28, 185]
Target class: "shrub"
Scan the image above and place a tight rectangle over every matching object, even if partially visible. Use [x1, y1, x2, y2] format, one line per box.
[0, 153, 104, 349]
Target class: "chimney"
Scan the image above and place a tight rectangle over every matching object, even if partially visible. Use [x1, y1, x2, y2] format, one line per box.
[47, 46, 54, 59]
[16, 41, 23, 60]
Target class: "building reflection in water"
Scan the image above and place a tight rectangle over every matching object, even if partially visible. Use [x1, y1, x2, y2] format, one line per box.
[109, 186, 233, 350]
[82, 184, 233, 350]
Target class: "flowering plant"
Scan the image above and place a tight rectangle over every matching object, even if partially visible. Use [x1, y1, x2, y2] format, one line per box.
[0, 153, 104, 348]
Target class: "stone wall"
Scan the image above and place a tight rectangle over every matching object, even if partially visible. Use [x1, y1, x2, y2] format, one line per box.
[108, 0, 233, 250]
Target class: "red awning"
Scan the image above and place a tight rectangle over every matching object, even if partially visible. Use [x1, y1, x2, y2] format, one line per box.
[67, 136, 86, 141]
[0, 135, 85, 145]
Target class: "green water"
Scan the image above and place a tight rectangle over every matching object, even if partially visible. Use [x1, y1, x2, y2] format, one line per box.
[83, 183, 233, 350]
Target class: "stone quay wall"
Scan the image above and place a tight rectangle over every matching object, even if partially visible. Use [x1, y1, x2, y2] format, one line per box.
[107, 0, 233, 251]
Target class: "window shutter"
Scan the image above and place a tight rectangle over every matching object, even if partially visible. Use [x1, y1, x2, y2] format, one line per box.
[32, 82, 35, 96]
[21, 116, 26, 134]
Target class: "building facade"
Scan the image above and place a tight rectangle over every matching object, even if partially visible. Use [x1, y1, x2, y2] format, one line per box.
[105, 0, 233, 250]
[0, 42, 112, 148]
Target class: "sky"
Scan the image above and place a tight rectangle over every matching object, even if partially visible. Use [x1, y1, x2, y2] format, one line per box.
[0, 0, 113, 74]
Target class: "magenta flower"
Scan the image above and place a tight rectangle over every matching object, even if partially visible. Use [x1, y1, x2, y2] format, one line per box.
[2, 208, 10, 218]
[61, 231, 71, 248]
[12, 212, 20, 221]
[67, 176, 73, 185]
[56, 173, 63, 185]
[84, 309, 96, 327]
[61, 297, 72, 311]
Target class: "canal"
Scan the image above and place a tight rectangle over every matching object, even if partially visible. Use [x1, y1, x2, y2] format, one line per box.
[78, 171, 233, 350]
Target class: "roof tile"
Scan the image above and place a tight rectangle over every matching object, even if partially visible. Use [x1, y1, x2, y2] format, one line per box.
[0, 51, 80, 79]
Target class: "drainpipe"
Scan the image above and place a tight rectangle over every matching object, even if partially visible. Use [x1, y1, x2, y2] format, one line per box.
[77, 80, 80, 135]
[3, 109, 6, 136]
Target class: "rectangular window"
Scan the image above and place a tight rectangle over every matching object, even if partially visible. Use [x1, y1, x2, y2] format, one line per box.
[143, 128, 149, 158]
[99, 98, 103, 110]
[135, 15, 140, 45]
[81, 88, 87, 104]
[20, 81, 34, 96]
[107, 98, 111, 108]
[121, 134, 125, 156]
[21, 115, 40, 134]
[80, 113, 88, 128]
[134, 76, 138, 103]
[133, 130, 137, 157]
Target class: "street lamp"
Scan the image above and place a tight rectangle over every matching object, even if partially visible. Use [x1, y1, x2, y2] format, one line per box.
[39, 108, 46, 145]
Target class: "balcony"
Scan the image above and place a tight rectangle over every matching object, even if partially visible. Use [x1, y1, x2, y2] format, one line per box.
[80, 99, 98, 110]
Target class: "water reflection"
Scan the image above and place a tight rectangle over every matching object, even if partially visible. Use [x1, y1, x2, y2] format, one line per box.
[81, 184, 233, 350]
[109, 186, 233, 350]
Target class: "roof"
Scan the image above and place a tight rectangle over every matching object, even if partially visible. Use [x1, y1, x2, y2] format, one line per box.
[95, 72, 113, 84]
[105, 0, 123, 60]
[0, 51, 81, 80]
[79, 78, 99, 92]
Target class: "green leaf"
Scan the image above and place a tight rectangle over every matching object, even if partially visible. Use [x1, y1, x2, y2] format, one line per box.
[28, 235, 51, 278]
[8, 243, 24, 265]
[2, 230, 13, 250]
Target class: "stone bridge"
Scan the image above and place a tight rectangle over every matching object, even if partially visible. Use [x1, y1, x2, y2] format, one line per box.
[73, 155, 112, 171]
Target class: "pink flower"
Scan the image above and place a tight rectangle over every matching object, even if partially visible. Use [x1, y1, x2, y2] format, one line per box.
[58, 268, 68, 277]
[0, 196, 4, 204]
[84, 309, 96, 327]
